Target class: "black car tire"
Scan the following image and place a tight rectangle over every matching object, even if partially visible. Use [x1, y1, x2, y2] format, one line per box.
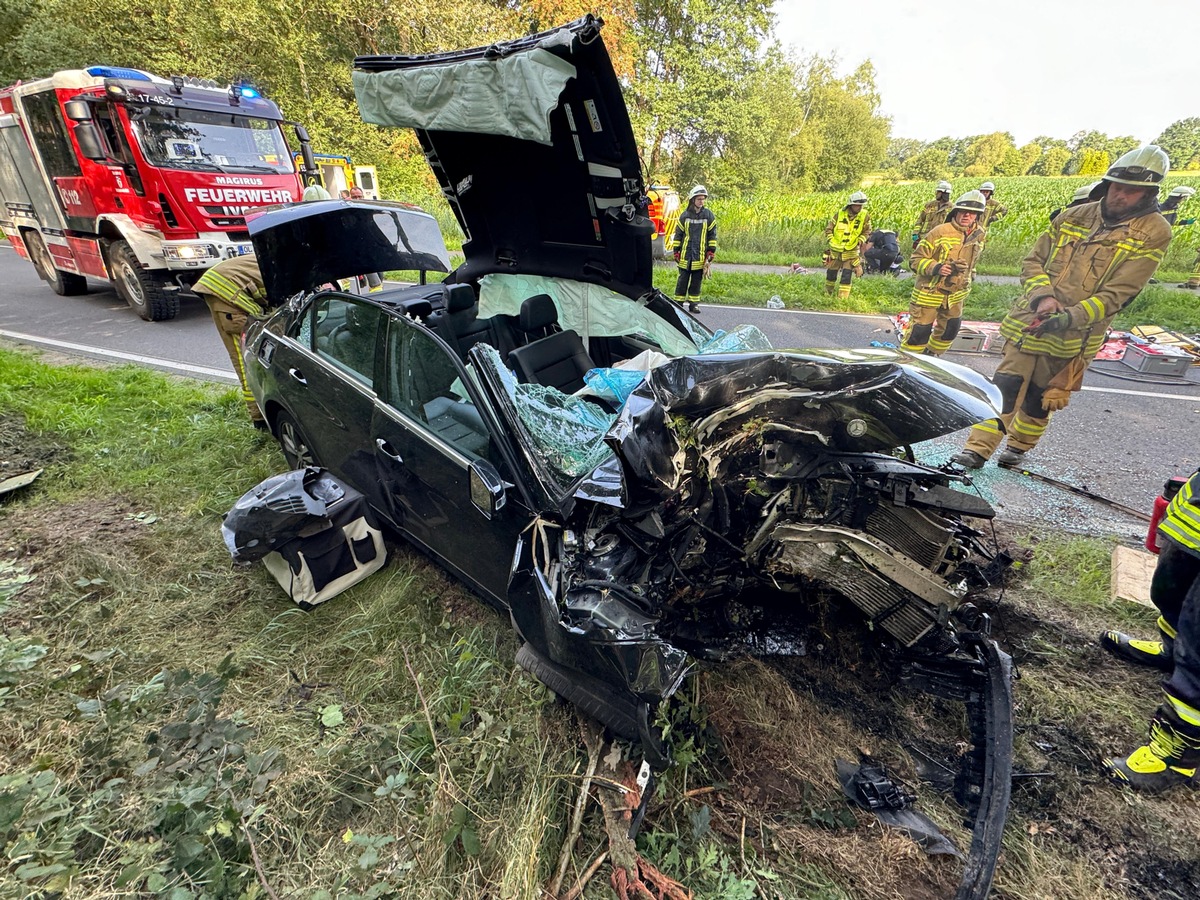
[515, 643, 639, 742]
[109, 240, 178, 321]
[24, 231, 88, 296]
[274, 410, 318, 469]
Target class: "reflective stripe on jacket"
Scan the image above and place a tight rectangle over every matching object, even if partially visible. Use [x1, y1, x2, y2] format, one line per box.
[910, 220, 982, 308]
[826, 209, 870, 251]
[1160, 471, 1200, 555]
[193, 253, 268, 317]
[672, 206, 717, 270]
[915, 200, 951, 238]
[998, 199, 1172, 359]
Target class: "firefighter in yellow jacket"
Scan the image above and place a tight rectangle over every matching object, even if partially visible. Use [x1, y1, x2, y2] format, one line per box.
[951, 146, 1173, 469]
[672, 185, 717, 313]
[823, 191, 870, 300]
[902, 191, 985, 356]
[912, 181, 952, 249]
[1101, 469, 1200, 792]
[977, 181, 1008, 233]
[193, 253, 270, 426]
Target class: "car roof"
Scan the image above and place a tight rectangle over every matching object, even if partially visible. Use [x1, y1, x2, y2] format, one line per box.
[246, 199, 452, 305]
[351, 15, 654, 301]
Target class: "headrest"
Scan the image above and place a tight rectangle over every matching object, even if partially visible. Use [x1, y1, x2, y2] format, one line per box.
[519, 294, 558, 331]
[398, 298, 432, 320]
[445, 283, 475, 313]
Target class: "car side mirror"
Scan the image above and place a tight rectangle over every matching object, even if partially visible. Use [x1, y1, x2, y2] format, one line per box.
[469, 459, 507, 519]
[73, 123, 108, 162]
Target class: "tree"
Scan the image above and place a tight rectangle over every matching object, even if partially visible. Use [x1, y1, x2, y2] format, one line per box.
[883, 137, 925, 171]
[902, 148, 949, 181]
[1033, 146, 1071, 176]
[1154, 118, 1200, 170]
[1106, 135, 1139, 162]
[963, 132, 1017, 177]
[1072, 149, 1110, 176]
[1018, 141, 1043, 175]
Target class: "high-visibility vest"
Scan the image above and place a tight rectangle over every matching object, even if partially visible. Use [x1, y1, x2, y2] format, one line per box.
[829, 209, 868, 251]
[1159, 471, 1200, 554]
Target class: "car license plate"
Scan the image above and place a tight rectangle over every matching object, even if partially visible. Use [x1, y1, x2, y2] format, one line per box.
[235, 243, 253, 256]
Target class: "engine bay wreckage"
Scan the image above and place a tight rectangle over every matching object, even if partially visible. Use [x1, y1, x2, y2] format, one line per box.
[477, 342, 1014, 898]
[235, 14, 1020, 897]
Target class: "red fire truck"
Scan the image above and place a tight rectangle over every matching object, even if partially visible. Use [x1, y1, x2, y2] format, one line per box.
[0, 66, 316, 320]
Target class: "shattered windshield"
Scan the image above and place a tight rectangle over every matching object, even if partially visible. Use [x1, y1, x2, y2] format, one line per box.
[129, 107, 295, 174]
[473, 344, 615, 496]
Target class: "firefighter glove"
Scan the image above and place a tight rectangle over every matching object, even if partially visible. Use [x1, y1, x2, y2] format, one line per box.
[705, 251, 715, 262]
[1024, 311, 1071, 336]
[673, 250, 681, 263]
[1042, 387, 1072, 412]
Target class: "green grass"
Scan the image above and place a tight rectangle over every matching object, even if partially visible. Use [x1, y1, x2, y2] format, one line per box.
[3, 347, 1199, 900]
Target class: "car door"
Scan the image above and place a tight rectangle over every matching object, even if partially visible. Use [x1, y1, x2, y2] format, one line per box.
[369, 317, 532, 605]
[276, 294, 381, 486]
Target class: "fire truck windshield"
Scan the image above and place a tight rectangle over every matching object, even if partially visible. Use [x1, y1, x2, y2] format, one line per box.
[128, 107, 295, 175]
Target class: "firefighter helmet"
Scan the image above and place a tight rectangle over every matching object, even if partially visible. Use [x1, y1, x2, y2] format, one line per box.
[1103, 145, 1169, 187]
[951, 190, 987, 217]
[979, 181, 996, 192]
[848, 191, 868, 206]
[1168, 185, 1196, 199]
[302, 184, 332, 201]
[1075, 182, 1100, 202]
[936, 180, 952, 195]
[687, 184, 708, 201]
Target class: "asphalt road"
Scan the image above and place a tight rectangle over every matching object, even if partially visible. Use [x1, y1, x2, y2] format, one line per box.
[3, 245, 1198, 541]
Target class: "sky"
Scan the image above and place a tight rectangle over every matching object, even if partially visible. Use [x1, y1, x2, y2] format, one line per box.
[772, 0, 1196, 146]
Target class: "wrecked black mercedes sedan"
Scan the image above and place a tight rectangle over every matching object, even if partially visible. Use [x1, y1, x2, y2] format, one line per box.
[241, 16, 1013, 898]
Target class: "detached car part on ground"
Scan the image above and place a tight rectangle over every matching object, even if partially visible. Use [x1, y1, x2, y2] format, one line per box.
[235, 16, 1015, 898]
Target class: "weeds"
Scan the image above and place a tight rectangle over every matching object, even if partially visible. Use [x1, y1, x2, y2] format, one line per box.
[3, 348, 1200, 899]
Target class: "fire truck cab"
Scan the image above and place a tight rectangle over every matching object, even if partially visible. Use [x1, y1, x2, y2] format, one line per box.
[0, 66, 315, 320]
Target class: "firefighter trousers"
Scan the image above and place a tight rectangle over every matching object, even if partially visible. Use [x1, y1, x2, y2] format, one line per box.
[1156, 541, 1200, 738]
[901, 294, 965, 357]
[205, 296, 265, 424]
[962, 347, 1072, 459]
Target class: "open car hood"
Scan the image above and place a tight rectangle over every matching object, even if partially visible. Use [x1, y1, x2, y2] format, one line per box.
[245, 200, 451, 305]
[352, 15, 654, 299]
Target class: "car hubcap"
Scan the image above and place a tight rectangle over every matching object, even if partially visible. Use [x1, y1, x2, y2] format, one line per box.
[279, 420, 313, 468]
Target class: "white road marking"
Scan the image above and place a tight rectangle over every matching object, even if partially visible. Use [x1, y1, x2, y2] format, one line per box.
[0, 328, 238, 383]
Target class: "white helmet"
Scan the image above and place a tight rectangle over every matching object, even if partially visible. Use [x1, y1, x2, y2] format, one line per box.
[979, 181, 996, 192]
[848, 191, 868, 206]
[936, 180, 952, 194]
[1103, 145, 1169, 187]
[1073, 182, 1100, 202]
[687, 184, 708, 201]
[951, 190, 987, 216]
[1168, 185, 1197, 199]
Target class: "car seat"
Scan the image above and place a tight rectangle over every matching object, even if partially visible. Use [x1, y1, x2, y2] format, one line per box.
[507, 294, 594, 393]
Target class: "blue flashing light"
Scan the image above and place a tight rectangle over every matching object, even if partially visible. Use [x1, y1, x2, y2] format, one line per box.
[238, 86, 261, 99]
[86, 66, 152, 82]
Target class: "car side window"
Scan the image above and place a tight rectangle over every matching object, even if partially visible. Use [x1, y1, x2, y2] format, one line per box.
[387, 322, 491, 459]
[312, 296, 381, 386]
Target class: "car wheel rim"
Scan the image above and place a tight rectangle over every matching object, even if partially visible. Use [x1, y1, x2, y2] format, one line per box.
[279, 420, 313, 467]
[117, 261, 146, 307]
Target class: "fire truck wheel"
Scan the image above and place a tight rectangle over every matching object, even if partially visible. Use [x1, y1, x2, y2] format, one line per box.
[24, 231, 88, 296]
[110, 241, 179, 321]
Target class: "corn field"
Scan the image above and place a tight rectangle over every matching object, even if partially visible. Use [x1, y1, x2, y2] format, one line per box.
[709, 175, 1200, 272]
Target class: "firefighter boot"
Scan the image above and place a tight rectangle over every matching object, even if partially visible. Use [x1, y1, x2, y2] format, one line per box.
[1100, 616, 1176, 671]
[837, 270, 853, 301]
[950, 450, 987, 469]
[1105, 705, 1200, 792]
[996, 447, 1027, 469]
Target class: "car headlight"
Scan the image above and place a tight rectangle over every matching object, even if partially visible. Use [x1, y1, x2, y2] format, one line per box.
[163, 243, 219, 261]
